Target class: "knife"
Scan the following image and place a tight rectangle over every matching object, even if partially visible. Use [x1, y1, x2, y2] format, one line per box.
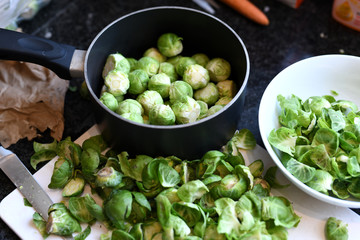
[0, 147, 74, 240]
[192, 0, 216, 14]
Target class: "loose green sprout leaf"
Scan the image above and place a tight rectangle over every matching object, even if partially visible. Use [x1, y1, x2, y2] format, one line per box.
[33, 139, 58, 153]
[285, 158, 316, 183]
[104, 190, 133, 229]
[62, 176, 85, 197]
[30, 149, 57, 170]
[111, 229, 135, 240]
[68, 196, 95, 223]
[268, 127, 297, 156]
[74, 225, 91, 240]
[264, 166, 290, 189]
[248, 159, 264, 178]
[83, 194, 107, 222]
[177, 180, 209, 202]
[231, 128, 257, 150]
[157, 161, 181, 187]
[33, 212, 49, 239]
[307, 170, 333, 195]
[325, 217, 348, 240]
[261, 196, 301, 228]
[48, 157, 73, 189]
[118, 153, 153, 182]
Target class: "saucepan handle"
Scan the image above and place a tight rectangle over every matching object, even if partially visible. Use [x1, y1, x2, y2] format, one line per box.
[0, 28, 77, 80]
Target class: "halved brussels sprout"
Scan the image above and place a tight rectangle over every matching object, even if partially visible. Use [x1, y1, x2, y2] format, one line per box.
[325, 217, 348, 240]
[46, 203, 81, 236]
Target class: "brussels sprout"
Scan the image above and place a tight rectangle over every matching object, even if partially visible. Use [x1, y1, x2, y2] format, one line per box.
[216, 80, 237, 98]
[325, 217, 348, 240]
[158, 62, 178, 82]
[103, 189, 133, 229]
[104, 70, 130, 96]
[136, 90, 164, 115]
[120, 112, 144, 124]
[169, 80, 193, 103]
[144, 47, 167, 63]
[136, 56, 160, 77]
[206, 58, 231, 82]
[197, 100, 208, 119]
[95, 166, 123, 188]
[182, 64, 210, 90]
[100, 92, 119, 111]
[171, 96, 201, 124]
[128, 69, 149, 95]
[207, 105, 224, 117]
[215, 96, 233, 106]
[148, 73, 171, 98]
[149, 104, 176, 125]
[176, 57, 197, 76]
[126, 58, 138, 71]
[102, 53, 131, 79]
[194, 82, 219, 106]
[192, 53, 210, 67]
[116, 99, 144, 116]
[348, 177, 360, 198]
[157, 33, 183, 57]
[62, 176, 85, 197]
[166, 55, 183, 66]
[46, 203, 81, 236]
[48, 157, 73, 189]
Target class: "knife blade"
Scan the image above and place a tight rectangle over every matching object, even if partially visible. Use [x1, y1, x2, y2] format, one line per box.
[0, 147, 74, 240]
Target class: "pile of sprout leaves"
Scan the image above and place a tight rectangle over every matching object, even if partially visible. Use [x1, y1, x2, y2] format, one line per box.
[269, 94, 360, 200]
[98, 32, 237, 126]
[29, 129, 302, 240]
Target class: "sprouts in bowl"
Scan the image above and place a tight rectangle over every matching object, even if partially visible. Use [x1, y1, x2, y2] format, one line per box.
[259, 54, 360, 208]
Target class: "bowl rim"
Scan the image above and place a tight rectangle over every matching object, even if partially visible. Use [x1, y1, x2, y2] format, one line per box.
[85, 5, 250, 129]
[259, 54, 360, 208]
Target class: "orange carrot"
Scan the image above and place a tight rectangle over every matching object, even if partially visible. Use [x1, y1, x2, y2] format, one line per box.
[219, 0, 269, 26]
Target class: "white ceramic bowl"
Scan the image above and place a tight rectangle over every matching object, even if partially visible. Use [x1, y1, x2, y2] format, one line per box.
[259, 54, 360, 208]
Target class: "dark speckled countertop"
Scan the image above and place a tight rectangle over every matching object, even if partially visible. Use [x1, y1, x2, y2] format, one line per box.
[1, 0, 360, 239]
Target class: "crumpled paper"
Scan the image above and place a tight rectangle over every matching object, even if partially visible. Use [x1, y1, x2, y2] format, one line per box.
[0, 60, 69, 148]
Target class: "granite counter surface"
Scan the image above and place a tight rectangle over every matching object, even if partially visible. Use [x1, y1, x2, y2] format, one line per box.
[1, 0, 359, 239]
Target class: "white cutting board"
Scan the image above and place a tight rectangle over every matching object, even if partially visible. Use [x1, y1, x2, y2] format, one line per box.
[1, 125, 359, 239]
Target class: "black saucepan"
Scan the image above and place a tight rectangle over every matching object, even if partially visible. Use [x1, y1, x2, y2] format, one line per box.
[0, 6, 250, 159]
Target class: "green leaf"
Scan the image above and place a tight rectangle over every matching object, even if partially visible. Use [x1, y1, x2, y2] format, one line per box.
[268, 127, 297, 156]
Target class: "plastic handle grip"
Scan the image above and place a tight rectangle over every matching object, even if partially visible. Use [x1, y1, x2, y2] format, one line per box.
[0, 28, 76, 79]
